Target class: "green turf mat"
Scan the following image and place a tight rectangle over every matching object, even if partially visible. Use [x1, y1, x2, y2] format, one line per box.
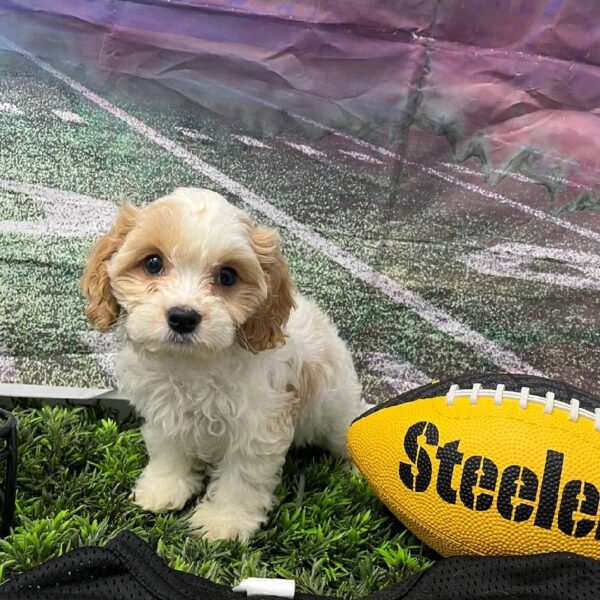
[0, 403, 431, 597]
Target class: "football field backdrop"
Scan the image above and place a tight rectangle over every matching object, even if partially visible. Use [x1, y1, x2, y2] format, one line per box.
[1, 1, 599, 402]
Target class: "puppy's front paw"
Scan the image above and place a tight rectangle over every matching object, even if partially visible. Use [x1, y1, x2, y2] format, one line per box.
[188, 500, 262, 542]
[132, 471, 203, 513]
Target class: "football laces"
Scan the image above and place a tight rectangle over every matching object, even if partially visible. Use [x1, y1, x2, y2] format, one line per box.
[445, 383, 600, 431]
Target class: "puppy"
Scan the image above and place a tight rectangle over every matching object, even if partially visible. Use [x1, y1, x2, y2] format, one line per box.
[80, 187, 366, 541]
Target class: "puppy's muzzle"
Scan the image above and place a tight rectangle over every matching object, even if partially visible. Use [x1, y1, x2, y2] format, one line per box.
[167, 307, 201, 334]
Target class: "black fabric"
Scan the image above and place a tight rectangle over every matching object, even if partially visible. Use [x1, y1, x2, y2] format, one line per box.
[0, 532, 331, 600]
[0, 531, 599, 599]
[356, 373, 600, 423]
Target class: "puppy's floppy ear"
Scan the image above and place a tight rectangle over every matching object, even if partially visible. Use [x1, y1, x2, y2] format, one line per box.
[241, 224, 296, 352]
[80, 203, 138, 331]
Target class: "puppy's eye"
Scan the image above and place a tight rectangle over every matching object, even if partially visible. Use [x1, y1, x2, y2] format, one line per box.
[143, 255, 163, 275]
[218, 266, 237, 286]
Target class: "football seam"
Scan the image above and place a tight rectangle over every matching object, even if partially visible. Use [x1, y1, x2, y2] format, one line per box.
[446, 384, 600, 430]
[354, 373, 600, 424]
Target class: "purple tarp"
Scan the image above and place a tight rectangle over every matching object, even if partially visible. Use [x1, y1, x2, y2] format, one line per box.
[2, 0, 600, 209]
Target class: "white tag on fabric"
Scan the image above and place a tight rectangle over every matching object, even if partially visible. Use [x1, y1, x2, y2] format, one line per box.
[233, 577, 295, 598]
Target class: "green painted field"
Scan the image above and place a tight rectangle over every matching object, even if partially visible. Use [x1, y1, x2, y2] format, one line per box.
[2, 48, 599, 397]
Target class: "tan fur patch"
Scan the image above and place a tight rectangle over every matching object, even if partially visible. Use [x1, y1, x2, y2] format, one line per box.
[239, 224, 296, 353]
[80, 203, 138, 330]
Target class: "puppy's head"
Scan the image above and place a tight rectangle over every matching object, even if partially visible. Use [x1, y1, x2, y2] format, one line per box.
[80, 188, 296, 355]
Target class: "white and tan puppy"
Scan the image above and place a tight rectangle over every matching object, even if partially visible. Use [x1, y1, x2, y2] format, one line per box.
[81, 187, 365, 541]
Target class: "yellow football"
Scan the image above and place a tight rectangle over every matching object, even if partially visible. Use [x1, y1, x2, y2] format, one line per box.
[347, 374, 600, 559]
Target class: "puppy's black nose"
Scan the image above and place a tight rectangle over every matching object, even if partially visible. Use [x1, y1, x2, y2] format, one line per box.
[167, 307, 201, 334]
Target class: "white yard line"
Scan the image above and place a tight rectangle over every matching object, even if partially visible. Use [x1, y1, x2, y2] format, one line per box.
[459, 243, 600, 291]
[3, 37, 543, 375]
[0, 102, 24, 115]
[284, 141, 325, 158]
[0, 179, 116, 237]
[175, 127, 212, 142]
[339, 149, 382, 165]
[232, 134, 271, 149]
[359, 352, 429, 393]
[52, 109, 85, 123]
[441, 161, 595, 192]
[441, 162, 537, 187]
[416, 165, 600, 244]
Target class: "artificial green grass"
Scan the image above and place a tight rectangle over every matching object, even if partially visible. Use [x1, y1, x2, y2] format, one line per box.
[0, 403, 432, 597]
